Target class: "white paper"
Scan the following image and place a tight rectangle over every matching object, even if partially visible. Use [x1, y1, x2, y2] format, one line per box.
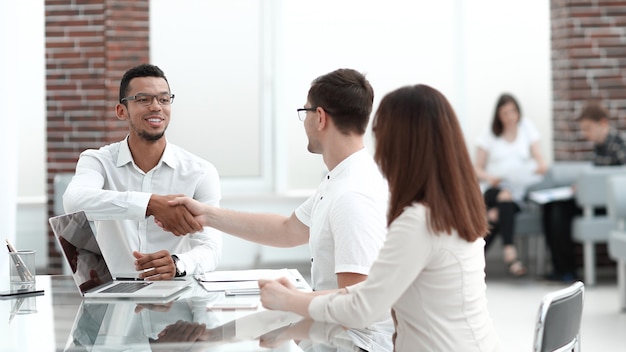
[198, 280, 259, 292]
[195, 269, 311, 292]
[528, 186, 574, 204]
[195, 269, 293, 282]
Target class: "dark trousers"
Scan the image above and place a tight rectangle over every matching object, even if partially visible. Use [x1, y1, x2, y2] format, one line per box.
[484, 187, 521, 250]
[542, 199, 605, 275]
[542, 199, 579, 275]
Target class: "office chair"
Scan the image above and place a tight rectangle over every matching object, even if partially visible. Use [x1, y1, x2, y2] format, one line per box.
[607, 174, 626, 311]
[572, 166, 626, 285]
[533, 281, 584, 352]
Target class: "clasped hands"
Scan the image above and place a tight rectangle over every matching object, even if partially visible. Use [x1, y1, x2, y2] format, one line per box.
[148, 194, 204, 236]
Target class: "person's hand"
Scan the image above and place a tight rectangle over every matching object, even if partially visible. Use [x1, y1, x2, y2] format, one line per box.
[259, 319, 312, 348]
[156, 197, 212, 232]
[147, 194, 203, 236]
[535, 163, 548, 175]
[487, 175, 502, 187]
[150, 320, 208, 350]
[258, 277, 299, 311]
[134, 301, 174, 313]
[134, 250, 176, 280]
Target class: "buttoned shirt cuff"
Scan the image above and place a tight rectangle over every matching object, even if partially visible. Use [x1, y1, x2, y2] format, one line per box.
[129, 191, 152, 219]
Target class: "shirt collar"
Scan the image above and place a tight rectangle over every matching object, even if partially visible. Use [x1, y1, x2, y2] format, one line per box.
[117, 135, 176, 169]
[326, 147, 368, 179]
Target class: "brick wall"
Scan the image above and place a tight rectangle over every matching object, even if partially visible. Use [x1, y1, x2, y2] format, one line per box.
[45, 0, 149, 272]
[551, 0, 626, 268]
[551, 0, 626, 161]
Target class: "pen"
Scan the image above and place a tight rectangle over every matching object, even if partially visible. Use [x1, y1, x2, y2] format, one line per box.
[6, 239, 34, 282]
[8, 297, 25, 324]
[7, 244, 26, 282]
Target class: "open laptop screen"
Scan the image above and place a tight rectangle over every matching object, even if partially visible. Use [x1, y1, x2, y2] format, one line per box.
[49, 211, 115, 294]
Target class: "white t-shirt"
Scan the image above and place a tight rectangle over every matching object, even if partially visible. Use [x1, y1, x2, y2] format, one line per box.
[63, 136, 222, 276]
[308, 203, 500, 352]
[476, 118, 543, 200]
[294, 148, 388, 292]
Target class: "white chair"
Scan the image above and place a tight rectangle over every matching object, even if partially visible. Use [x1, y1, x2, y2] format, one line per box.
[607, 174, 626, 311]
[572, 166, 626, 285]
[52, 172, 75, 275]
[533, 281, 585, 352]
[53, 172, 74, 215]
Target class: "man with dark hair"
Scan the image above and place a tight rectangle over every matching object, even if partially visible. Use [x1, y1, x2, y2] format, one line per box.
[160, 68, 393, 350]
[579, 101, 626, 165]
[543, 101, 626, 282]
[64, 63, 222, 280]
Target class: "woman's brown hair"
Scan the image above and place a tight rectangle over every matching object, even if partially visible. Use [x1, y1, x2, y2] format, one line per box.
[372, 84, 488, 241]
[491, 93, 521, 136]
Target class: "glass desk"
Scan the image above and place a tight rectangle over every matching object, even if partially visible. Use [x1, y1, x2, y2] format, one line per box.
[0, 275, 376, 351]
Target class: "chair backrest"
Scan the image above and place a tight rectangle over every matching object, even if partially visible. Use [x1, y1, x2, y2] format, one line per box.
[533, 281, 585, 352]
[575, 166, 626, 209]
[549, 161, 593, 187]
[607, 174, 626, 230]
[53, 172, 74, 215]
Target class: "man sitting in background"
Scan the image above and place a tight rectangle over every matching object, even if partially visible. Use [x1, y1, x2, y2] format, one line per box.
[543, 101, 626, 282]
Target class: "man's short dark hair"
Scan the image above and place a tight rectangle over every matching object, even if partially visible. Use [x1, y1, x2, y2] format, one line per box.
[578, 101, 609, 122]
[119, 64, 169, 104]
[307, 68, 374, 135]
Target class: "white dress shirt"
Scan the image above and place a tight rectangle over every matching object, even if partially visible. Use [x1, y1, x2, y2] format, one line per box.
[63, 136, 222, 276]
[308, 203, 500, 352]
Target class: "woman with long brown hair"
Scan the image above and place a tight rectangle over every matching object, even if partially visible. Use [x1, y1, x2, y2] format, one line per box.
[258, 84, 500, 351]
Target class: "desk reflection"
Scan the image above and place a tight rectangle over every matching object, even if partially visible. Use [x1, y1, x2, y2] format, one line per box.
[65, 294, 383, 351]
[65, 290, 224, 351]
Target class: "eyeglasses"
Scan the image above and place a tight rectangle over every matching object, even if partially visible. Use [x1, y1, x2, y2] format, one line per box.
[120, 93, 175, 106]
[297, 107, 317, 121]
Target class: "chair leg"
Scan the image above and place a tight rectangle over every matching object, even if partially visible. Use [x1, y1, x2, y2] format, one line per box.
[583, 242, 596, 286]
[619, 259, 626, 312]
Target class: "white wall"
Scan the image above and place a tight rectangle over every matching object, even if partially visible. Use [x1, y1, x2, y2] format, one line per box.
[152, 0, 553, 195]
[3, 0, 46, 273]
[14, 0, 552, 269]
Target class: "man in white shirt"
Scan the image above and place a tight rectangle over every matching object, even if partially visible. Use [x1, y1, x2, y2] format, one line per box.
[161, 68, 392, 351]
[63, 64, 222, 280]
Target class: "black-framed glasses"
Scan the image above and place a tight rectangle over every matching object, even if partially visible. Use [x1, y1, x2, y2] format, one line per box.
[120, 93, 175, 106]
[297, 107, 317, 121]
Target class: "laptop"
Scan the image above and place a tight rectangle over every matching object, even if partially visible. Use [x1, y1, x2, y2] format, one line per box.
[49, 210, 191, 298]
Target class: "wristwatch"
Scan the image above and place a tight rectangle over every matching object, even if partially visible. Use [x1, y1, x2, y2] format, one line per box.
[171, 255, 186, 277]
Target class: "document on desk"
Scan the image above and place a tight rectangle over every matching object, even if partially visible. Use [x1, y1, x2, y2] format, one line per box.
[195, 268, 309, 294]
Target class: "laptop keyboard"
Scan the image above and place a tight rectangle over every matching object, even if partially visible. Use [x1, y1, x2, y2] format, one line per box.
[101, 282, 151, 293]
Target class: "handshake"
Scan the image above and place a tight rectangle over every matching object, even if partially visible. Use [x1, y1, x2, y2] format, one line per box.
[148, 194, 209, 236]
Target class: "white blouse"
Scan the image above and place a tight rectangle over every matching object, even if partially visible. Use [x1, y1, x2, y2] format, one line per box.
[476, 118, 543, 200]
[308, 203, 500, 352]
